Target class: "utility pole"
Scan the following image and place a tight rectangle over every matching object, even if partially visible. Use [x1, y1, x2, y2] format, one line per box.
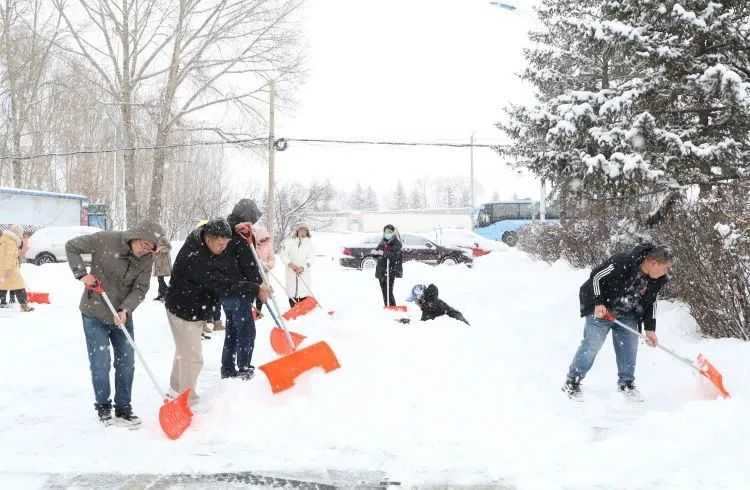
[470, 132, 476, 210]
[266, 80, 276, 236]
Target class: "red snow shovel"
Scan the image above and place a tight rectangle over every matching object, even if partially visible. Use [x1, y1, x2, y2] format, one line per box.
[88, 280, 193, 439]
[27, 292, 50, 304]
[605, 313, 731, 398]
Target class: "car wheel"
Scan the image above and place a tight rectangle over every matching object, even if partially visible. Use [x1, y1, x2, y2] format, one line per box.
[501, 231, 519, 247]
[35, 252, 57, 265]
[360, 257, 378, 270]
[440, 257, 458, 266]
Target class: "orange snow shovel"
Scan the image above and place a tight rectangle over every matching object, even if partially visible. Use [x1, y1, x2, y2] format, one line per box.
[605, 313, 730, 398]
[26, 292, 50, 304]
[247, 244, 340, 393]
[88, 280, 193, 439]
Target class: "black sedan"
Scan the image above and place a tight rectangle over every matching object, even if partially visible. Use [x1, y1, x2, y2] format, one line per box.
[339, 233, 473, 270]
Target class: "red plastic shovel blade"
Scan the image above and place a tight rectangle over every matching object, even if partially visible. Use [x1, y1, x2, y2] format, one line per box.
[158, 389, 193, 439]
[282, 297, 319, 321]
[27, 292, 50, 304]
[270, 327, 306, 355]
[696, 354, 731, 398]
[259, 341, 341, 394]
[385, 305, 407, 313]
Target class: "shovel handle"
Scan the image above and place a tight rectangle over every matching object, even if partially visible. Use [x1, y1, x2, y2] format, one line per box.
[297, 274, 325, 312]
[605, 314, 700, 373]
[245, 240, 297, 352]
[90, 282, 168, 399]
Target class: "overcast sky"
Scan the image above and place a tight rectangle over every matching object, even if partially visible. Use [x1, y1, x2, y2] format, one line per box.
[228, 0, 540, 206]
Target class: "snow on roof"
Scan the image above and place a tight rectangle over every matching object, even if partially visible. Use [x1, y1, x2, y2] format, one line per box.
[0, 187, 87, 201]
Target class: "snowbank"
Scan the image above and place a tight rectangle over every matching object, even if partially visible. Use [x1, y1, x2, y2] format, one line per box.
[0, 242, 748, 489]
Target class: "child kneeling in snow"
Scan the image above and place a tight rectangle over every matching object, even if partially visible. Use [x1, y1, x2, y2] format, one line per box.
[405, 283, 469, 326]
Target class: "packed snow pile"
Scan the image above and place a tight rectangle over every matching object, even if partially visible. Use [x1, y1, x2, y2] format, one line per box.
[1, 234, 748, 489]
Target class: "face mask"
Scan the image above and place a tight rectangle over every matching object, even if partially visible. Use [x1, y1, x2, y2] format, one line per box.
[384, 231, 394, 240]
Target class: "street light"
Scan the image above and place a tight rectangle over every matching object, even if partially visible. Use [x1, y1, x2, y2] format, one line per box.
[489, 2, 517, 11]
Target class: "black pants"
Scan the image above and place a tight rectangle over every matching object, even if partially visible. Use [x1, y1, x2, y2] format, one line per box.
[157, 276, 169, 298]
[0, 289, 27, 305]
[378, 276, 396, 307]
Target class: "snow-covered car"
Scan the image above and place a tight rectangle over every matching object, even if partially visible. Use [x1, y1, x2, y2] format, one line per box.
[420, 228, 501, 257]
[340, 233, 473, 270]
[25, 226, 101, 265]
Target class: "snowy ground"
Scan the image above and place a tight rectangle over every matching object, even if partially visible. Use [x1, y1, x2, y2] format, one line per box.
[1, 232, 748, 489]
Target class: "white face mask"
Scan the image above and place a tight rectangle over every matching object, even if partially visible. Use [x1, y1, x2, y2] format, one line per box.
[384, 231, 394, 240]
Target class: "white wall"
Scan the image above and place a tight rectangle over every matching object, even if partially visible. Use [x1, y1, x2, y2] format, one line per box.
[0, 193, 83, 226]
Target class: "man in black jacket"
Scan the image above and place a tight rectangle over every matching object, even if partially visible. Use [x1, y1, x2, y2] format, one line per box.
[165, 219, 268, 402]
[563, 243, 673, 400]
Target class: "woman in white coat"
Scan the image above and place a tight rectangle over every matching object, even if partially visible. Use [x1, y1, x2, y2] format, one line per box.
[280, 224, 314, 308]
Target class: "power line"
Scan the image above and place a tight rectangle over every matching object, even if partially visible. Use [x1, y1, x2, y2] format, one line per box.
[0, 138, 268, 161]
[283, 137, 508, 149]
[0, 136, 509, 162]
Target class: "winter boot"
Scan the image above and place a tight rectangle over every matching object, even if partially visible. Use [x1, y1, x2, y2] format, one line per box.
[95, 403, 113, 426]
[221, 369, 239, 379]
[114, 405, 142, 428]
[562, 377, 583, 400]
[618, 382, 644, 402]
[238, 366, 255, 381]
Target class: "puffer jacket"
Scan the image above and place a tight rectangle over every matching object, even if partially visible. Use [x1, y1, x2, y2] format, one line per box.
[0, 230, 24, 290]
[417, 284, 469, 325]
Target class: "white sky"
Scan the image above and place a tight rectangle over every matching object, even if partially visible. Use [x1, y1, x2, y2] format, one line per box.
[228, 0, 540, 206]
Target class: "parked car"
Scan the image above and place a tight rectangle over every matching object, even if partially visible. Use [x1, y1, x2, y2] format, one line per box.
[340, 233, 473, 270]
[25, 226, 101, 265]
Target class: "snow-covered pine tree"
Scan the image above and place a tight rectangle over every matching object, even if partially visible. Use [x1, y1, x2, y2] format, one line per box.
[502, 0, 750, 198]
[501, 0, 661, 198]
[598, 0, 750, 193]
[349, 182, 366, 210]
[392, 180, 408, 210]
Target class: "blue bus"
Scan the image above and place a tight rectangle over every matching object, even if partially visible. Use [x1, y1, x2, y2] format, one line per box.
[475, 199, 559, 246]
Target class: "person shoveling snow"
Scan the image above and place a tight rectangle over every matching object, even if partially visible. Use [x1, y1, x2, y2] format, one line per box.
[398, 283, 469, 326]
[563, 243, 673, 402]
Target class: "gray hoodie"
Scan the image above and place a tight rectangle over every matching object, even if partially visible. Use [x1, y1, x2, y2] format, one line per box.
[66, 221, 164, 324]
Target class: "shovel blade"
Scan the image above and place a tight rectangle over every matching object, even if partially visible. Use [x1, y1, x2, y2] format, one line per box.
[259, 341, 341, 394]
[270, 327, 306, 355]
[282, 297, 319, 321]
[27, 292, 50, 304]
[385, 305, 407, 313]
[696, 354, 731, 399]
[159, 389, 193, 439]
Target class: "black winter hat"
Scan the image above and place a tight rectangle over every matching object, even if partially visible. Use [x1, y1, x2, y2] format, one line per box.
[383, 224, 395, 232]
[227, 199, 262, 228]
[202, 218, 232, 239]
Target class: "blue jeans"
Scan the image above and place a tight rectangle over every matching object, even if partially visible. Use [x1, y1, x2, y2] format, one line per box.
[567, 314, 639, 386]
[221, 296, 255, 374]
[81, 314, 135, 409]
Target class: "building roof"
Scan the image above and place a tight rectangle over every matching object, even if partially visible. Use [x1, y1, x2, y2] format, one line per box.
[0, 186, 87, 201]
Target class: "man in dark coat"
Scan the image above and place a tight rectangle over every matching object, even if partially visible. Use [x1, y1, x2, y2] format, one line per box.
[66, 220, 163, 426]
[165, 218, 266, 403]
[563, 243, 673, 400]
[373, 224, 403, 307]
